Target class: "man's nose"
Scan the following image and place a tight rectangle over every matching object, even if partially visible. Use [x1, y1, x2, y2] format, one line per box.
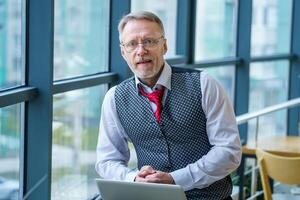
[136, 44, 147, 55]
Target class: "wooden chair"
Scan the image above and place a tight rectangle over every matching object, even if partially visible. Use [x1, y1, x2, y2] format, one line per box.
[256, 148, 300, 200]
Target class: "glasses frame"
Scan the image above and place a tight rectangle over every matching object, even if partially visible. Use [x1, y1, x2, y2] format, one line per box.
[120, 36, 165, 53]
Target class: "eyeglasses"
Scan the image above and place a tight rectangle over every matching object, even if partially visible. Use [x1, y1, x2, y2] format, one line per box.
[121, 36, 165, 53]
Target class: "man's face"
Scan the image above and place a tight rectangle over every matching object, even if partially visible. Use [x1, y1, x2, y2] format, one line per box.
[120, 19, 168, 84]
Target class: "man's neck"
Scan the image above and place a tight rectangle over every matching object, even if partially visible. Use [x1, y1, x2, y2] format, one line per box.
[139, 78, 158, 88]
[138, 64, 165, 88]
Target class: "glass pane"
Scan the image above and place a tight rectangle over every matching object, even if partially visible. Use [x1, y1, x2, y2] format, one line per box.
[251, 0, 292, 56]
[198, 66, 235, 102]
[52, 85, 107, 200]
[54, 0, 110, 80]
[0, 0, 23, 90]
[248, 61, 289, 144]
[195, 0, 237, 61]
[0, 104, 21, 200]
[131, 0, 177, 58]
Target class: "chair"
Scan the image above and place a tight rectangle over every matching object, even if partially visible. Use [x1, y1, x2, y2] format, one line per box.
[256, 148, 300, 200]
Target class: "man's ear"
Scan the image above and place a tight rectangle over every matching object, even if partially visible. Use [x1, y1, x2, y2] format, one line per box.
[120, 45, 126, 59]
[163, 40, 168, 55]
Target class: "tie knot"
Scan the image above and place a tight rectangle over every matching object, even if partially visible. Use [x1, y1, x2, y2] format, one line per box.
[138, 85, 165, 103]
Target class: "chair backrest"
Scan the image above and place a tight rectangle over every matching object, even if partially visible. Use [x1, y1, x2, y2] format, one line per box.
[256, 148, 300, 200]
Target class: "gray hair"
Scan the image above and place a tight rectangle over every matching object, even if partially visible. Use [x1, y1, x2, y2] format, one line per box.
[118, 11, 165, 42]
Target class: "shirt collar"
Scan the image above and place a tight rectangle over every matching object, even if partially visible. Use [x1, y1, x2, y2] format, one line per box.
[134, 62, 172, 92]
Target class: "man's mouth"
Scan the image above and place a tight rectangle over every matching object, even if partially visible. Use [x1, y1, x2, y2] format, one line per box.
[136, 59, 152, 65]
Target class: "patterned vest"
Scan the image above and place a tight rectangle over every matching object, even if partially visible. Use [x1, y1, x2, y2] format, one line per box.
[115, 67, 232, 200]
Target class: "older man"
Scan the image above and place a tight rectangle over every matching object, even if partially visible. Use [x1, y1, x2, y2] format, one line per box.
[96, 11, 241, 200]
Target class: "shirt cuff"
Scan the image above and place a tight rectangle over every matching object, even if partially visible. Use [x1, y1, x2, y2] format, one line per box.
[125, 169, 139, 182]
[170, 167, 194, 191]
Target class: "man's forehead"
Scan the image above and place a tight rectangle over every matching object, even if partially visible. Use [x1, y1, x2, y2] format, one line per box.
[121, 20, 163, 38]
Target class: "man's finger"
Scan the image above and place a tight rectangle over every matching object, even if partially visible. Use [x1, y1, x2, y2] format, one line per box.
[144, 171, 175, 184]
[140, 165, 155, 173]
[136, 165, 156, 179]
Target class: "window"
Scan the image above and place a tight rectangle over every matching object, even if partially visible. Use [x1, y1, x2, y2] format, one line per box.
[0, 104, 21, 199]
[51, 85, 106, 200]
[54, 0, 110, 80]
[195, 0, 238, 61]
[0, 0, 23, 89]
[251, 0, 293, 56]
[131, 0, 177, 58]
[248, 60, 289, 144]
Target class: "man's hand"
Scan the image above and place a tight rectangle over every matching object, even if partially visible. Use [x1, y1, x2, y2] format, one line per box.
[135, 165, 156, 182]
[135, 165, 175, 184]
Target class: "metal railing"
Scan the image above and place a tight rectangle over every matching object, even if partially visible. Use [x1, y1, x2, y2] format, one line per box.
[235, 97, 300, 200]
[237, 97, 300, 124]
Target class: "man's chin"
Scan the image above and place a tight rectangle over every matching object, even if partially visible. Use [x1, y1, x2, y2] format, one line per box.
[136, 62, 153, 70]
[137, 73, 154, 79]
[137, 70, 158, 78]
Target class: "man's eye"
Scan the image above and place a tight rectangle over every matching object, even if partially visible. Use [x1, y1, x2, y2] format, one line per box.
[127, 41, 138, 47]
[143, 39, 155, 45]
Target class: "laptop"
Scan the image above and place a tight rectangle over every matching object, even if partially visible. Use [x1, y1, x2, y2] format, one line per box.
[96, 179, 187, 200]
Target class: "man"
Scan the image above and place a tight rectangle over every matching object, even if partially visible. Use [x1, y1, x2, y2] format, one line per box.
[95, 11, 241, 200]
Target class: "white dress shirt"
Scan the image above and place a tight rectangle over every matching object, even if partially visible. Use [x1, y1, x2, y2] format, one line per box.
[95, 63, 241, 191]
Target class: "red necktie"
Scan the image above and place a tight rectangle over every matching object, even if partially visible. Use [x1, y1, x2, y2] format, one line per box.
[139, 85, 165, 124]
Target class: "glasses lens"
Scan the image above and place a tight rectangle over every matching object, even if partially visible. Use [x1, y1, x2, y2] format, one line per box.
[123, 37, 163, 52]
